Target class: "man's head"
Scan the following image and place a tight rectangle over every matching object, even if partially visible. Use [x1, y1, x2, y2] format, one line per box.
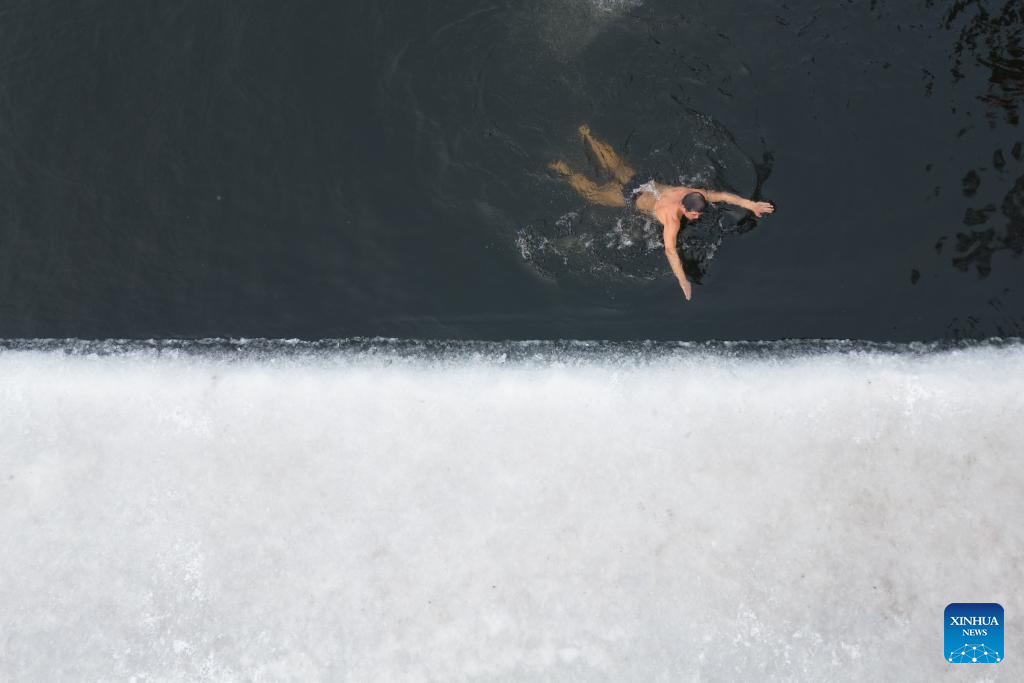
[681, 192, 707, 221]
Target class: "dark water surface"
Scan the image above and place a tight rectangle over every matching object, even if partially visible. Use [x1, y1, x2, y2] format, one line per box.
[0, 0, 1021, 340]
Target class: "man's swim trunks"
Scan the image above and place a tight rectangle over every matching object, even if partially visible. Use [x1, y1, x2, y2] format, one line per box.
[622, 172, 660, 206]
[622, 174, 644, 204]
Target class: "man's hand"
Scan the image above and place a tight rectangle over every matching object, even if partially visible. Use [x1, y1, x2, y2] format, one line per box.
[679, 277, 692, 301]
[750, 201, 774, 218]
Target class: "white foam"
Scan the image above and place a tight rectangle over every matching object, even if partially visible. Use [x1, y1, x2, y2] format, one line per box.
[1, 345, 1021, 680]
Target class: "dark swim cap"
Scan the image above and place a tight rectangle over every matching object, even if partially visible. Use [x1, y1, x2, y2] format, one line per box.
[682, 192, 707, 213]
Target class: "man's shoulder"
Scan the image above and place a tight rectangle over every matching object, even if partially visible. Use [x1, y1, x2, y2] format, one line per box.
[655, 204, 682, 227]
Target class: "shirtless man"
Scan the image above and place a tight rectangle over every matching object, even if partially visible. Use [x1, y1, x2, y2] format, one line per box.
[549, 124, 774, 301]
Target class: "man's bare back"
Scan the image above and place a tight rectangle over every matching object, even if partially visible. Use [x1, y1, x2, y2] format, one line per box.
[549, 125, 774, 301]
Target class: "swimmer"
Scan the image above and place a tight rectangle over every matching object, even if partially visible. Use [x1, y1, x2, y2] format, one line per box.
[548, 124, 775, 301]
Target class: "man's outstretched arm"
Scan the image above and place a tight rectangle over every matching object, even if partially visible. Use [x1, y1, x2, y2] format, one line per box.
[662, 217, 692, 301]
[702, 190, 775, 217]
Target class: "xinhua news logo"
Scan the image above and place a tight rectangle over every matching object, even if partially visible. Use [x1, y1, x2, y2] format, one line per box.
[945, 603, 1003, 663]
